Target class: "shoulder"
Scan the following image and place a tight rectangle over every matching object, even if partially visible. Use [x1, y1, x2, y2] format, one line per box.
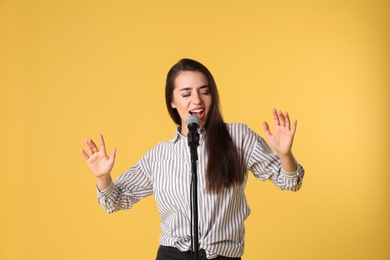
[146, 140, 170, 155]
[227, 123, 264, 146]
[226, 123, 271, 155]
[143, 137, 178, 162]
[227, 123, 256, 136]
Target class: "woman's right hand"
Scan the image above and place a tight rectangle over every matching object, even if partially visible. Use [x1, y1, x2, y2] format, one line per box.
[80, 134, 117, 179]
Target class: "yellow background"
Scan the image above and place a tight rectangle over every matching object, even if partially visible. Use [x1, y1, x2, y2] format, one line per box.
[1, 0, 389, 259]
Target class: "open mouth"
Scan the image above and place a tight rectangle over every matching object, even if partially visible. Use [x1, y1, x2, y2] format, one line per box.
[189, 109, 205, 121]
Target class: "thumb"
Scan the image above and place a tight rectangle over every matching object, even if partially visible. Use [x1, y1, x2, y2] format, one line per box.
[262, 122, 272, 138]
[108, 147, 117, 164]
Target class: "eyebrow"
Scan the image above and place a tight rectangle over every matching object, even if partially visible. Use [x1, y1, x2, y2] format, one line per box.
[179, 85, 209, 92]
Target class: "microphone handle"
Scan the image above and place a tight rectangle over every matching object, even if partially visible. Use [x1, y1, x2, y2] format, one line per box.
[187, 124, 200, 148]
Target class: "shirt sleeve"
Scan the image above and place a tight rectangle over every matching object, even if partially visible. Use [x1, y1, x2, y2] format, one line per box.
[240, 124, 305, 191]
[97, 157, 154, 213]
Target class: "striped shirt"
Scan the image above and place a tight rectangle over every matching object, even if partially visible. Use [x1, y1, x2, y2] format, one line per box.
[97, 123, 304, 259]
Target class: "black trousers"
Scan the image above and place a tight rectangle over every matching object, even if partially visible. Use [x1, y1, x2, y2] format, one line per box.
[156, 246, 241, 260]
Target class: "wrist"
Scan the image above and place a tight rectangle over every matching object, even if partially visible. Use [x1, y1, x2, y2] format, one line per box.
[278, 151, 298, 172]
[96, 174, 113, 191]
[277, 150, 293, 158]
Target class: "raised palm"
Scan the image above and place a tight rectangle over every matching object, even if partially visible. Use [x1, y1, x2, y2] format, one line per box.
[80, 134, 116, 178]
[263, 109, 297, 156]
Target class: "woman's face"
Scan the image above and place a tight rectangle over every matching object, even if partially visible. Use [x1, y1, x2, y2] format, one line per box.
[171, 71, 212, 135]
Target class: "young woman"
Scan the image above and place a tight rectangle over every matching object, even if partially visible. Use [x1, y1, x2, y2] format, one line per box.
[80, 58, 305, 260]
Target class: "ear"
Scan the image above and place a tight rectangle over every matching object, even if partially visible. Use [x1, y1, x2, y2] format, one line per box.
[171, 101, 176, 108]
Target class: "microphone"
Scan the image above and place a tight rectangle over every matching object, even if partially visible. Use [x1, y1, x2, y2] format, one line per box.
[186, 115, 201, 133]
[185, 117, 201, 255]
[186, 115, 201, 149]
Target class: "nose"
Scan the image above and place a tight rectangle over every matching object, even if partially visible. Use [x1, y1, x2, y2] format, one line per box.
[192, 91, 202, 105]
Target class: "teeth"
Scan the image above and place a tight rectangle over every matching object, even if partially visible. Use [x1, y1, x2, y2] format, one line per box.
[191, 109, 203, 113]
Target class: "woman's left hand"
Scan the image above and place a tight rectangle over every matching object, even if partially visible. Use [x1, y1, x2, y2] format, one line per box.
[263, 108, 297, 156]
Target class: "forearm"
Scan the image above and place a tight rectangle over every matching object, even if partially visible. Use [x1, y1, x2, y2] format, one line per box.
[96, 163, 153, 213]
[277, 153, 304, 191]
[278, 151, 298, 172]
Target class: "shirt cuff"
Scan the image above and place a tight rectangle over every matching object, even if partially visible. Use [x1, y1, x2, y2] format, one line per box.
[96, 182, 115, 196]
[281, 164, 301, 177]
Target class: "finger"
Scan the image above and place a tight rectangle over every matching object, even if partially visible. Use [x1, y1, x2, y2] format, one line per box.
[84, 138, 95, 154]
[262, 122, 272, 139]
[98, 134, 107, 155]
[80, 148, 90, 160]
[291, 119, 298, 134]
[284, 111, 291, 129]
[278, 110, 285, 127]
[88, 138, 99, 153]
[272, 108, 280, 126]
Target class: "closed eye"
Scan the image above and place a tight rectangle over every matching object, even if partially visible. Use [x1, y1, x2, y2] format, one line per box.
[200, 86, 210, 95]
[179, 85, 210, 97]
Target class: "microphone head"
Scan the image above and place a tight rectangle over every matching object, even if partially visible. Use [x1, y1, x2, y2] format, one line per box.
[186, 115, 201, 128]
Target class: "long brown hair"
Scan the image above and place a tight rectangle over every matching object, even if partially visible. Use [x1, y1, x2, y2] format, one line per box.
[165, 58, 244, 193]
